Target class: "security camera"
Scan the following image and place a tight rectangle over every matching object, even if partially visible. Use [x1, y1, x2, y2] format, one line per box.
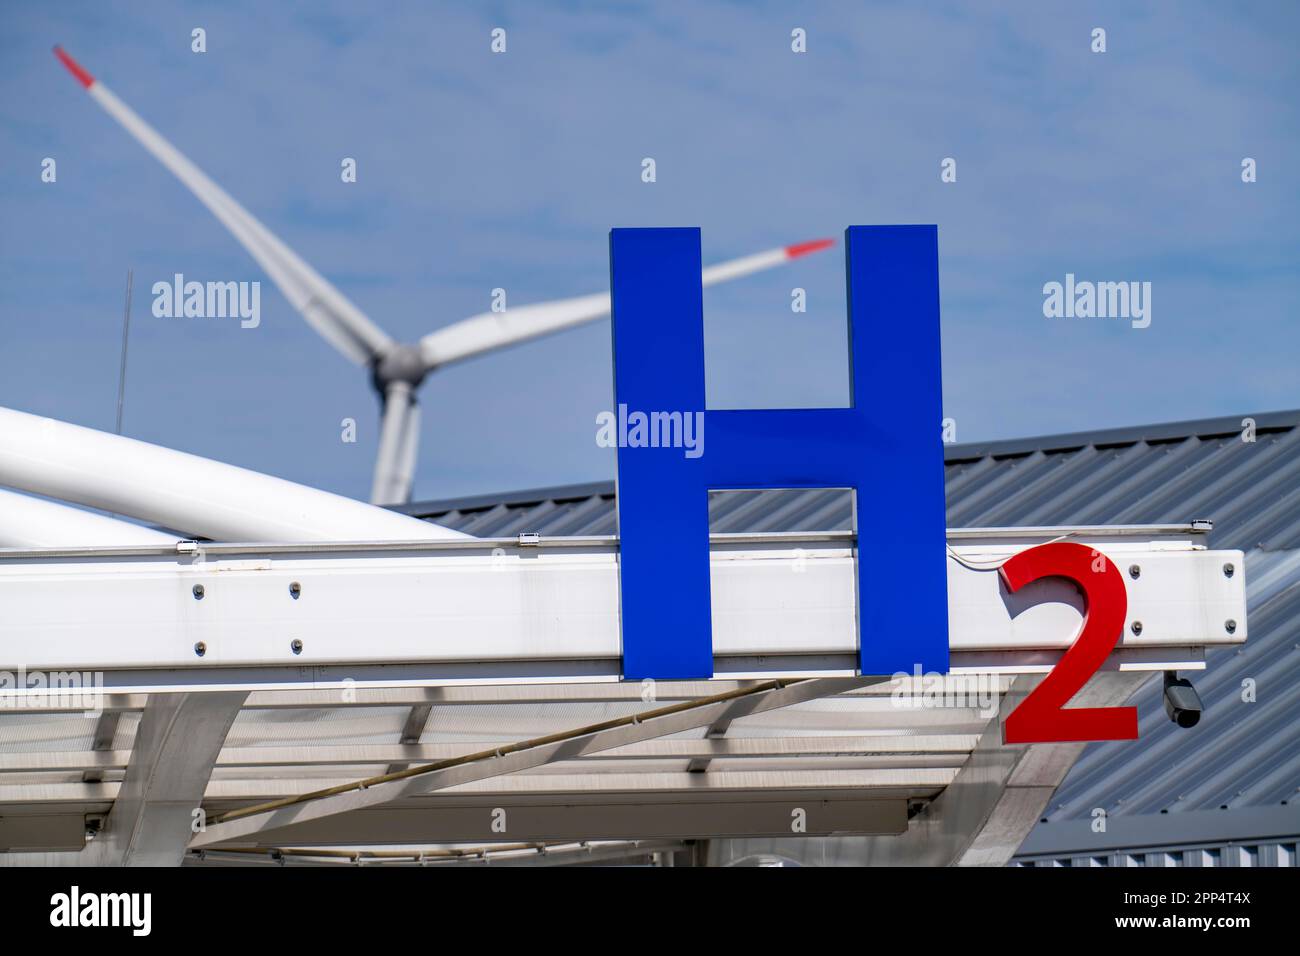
[84, 813, 106, 841]
[1163, 671, 1202, 728]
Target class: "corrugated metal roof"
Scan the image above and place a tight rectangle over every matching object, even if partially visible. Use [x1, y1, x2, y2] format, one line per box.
[405, 408, 1300, 853]
[404, 409, 1300, 551]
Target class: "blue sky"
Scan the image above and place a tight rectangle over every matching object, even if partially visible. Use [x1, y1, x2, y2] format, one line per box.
[1, 1, 1296, 501]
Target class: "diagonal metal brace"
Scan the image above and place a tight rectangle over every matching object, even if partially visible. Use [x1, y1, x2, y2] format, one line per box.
[191, 676, 879, 848]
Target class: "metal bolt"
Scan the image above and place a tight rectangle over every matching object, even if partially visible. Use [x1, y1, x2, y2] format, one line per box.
[291, 639, 304, 655]
[1223, 563, 1235, 578]
[194, 641, 206, 657]
[1128, 564, 1141, 580]
[289, 581, 302, 599]
[1225, 619, 1237, 634]
[192, 583, 205, 600]
[1130, 621, 1143, 636]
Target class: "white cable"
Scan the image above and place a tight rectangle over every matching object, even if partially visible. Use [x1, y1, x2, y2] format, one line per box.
[945, 532, 1077, 571]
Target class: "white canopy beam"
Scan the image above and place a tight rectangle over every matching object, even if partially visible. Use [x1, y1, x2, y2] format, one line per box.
[0, 526, 1246, 686]
[0, 735, 980, 773]
[0, 406, 464, 542]
[0, 487, 174, 547]
[84, 692, 248, 866]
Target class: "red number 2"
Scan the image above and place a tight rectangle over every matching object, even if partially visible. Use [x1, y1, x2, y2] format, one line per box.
[999, 541, 1139, 744]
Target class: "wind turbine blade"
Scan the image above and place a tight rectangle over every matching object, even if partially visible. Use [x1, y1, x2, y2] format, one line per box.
[53, 46, 394, 366]
[370, 384, 420, 505]
[417, 238, 835, 370]
[0, 487, 176, 548]
[0, 407, 467, 542]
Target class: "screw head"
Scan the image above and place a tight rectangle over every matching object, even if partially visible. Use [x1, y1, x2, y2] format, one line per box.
[289, 581, 302, 599]
[1223, 563, 1235, 578]
[194, 641, 206, 657]
[192, 583, 205, 600]
[291, 639, 304, 655]
[1128, 564, 1141, 580]
[1130, 621, 1143, 636]
[1225, 619, 1237, 634]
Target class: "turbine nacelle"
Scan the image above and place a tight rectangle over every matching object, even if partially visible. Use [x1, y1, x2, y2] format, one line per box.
[371, 343, 430, 393]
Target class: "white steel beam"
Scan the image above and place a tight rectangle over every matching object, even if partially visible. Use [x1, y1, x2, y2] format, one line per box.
[0, 677, 1010, 712]
[0, 406, 464, 543]
[0, 488, 175, 548]
[189, 840, 690, 867]
[0, 735, 981, 773]
[0, 527, 1246, 691]
[83, 692, 247, 866]
[0, 768, 951, 807]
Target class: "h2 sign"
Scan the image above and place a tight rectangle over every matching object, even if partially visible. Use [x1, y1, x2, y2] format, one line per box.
[609, 226, 949, 681]
[608, 225, 1139, 745]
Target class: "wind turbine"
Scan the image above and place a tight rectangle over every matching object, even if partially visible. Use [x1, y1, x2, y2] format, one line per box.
[53, 46, 834, 505]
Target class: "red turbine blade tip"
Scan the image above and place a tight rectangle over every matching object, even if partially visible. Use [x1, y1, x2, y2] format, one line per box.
[785, 238, 835, 259]
[53, 45, 95, 88]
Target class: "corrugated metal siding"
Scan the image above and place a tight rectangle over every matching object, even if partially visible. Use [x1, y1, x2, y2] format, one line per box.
[1015, 839, 1298, 868]
[406, 409, 1300, 858]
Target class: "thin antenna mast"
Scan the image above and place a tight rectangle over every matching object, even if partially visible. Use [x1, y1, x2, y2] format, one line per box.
[115, 269, 132, 434]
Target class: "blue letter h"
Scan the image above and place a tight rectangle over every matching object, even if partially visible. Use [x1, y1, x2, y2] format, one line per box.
[610, 226, 948, 679]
